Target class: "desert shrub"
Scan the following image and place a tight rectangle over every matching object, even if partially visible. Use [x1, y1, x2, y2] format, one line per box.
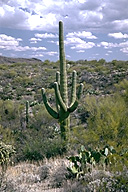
[29, 104, 57, 129]
[70, 88, 128, 174]
[5, 70, 17, 79]
[0, 141, 15, 172]
[0, 125, 14, 144]
[77, 94, 128, 149]
[19, 126, 65, 161]
[0, 65, 8, 70]
[0, 100, 25, 153]
[0, 100, 23, 123]
[115, 79, 128, 104]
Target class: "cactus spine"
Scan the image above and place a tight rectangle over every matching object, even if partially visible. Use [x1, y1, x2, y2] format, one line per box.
[42, 21, 83, 140]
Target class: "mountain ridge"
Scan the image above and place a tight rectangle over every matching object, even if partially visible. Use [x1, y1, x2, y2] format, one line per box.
[0, 55, 42, 64]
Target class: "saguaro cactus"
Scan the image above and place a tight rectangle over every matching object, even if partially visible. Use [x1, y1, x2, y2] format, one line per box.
[42, 21, 83, 140]
[26, 100, 39, 125]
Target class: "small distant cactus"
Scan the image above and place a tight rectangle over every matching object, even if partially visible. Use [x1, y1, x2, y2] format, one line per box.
[42, 21, 83, 141]
[26, 101, 29, 124]
[26, 100, 39, 125]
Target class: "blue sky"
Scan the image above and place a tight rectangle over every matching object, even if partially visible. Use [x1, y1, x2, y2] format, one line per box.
[0, 0, 128, 62]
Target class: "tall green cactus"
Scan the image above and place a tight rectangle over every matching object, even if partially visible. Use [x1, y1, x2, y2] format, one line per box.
[42, 21, 83, 140]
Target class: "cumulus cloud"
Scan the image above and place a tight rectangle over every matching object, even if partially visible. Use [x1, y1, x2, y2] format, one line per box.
[76, 50, 85, 53]
[14, 46, 46, 52]
[0, 34, 21, 47]
[97, 40, 128, 55]
[29, 37, 42, 44]
[44, 51, 58, 56]
[120, 47, 128, 54]
[71, 42, 95, 49]
[35, 33, 58, 38]
[0, 0, 128, 32]
[108, 32, 128, 39]
[0, 34, 46, 51]
[65, 36, 95, 50]
[97, 41, 119, 49]
[1, 0, 128, 60]
[66, 31, 97, 39]
[31, 53, 44, 58]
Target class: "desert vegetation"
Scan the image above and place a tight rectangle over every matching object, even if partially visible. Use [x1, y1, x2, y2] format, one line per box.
[0, 21, 128, 192]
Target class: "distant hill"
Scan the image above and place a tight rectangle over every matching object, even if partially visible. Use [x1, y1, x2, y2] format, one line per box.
[0, 55, 42, 64]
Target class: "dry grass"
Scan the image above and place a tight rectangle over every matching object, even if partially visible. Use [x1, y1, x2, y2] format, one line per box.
[0, 158, 69, 192]
[0, 158, 127, 192]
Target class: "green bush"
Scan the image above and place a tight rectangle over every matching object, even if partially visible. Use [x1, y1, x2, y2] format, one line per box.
[73, 94, 128, 150]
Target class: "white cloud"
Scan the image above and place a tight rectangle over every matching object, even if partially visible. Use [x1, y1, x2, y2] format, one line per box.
[71, 42, 95, 49]
[66, 54, 71, 58]
[97, 40, 128, 55]
[35, 33, 58, 38]
[120, 47, 128, 54]
[112, 19, 128, 31]
[65, 36, 95, 50]
[1, 0, 128, 61]
[107, 50, 112, 53]
[0, 0, 128, 33]
[0, 7, 5, 17]
[29, 37, 42, 44]
[108, 32, 128, 39]
[44, 51, 58, 56]
[65, 35, 95, 50]
[76, 50, 85, 53]
[0, 34, 46, 51]
[48, 40, 56, 44]
[66, 37, 85, 45]
[27, 13, 57, 31]
[0, 34, 20, 46]
[97, 41, 119, 49]
[119, 41, 128, 47]
[31, 53, 44, 57]
[0, 4, 30, 30]
[66, 31, 97, 39]
[119, 41, 128, 54]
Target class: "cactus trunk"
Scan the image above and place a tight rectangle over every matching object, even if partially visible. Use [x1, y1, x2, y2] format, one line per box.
[59, 21, 70, 140]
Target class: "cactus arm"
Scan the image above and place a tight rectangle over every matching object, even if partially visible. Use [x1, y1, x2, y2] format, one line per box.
[56, 71, 60, 112]
[77, 83, 84, 100]
[70, 70, 77, 107]
[54, 82, 67, 112]
[56, 71, 60, 85]
[41, 88, 59, 119]
[68, 100, 78, 112]
[68, 83, 83, 112]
